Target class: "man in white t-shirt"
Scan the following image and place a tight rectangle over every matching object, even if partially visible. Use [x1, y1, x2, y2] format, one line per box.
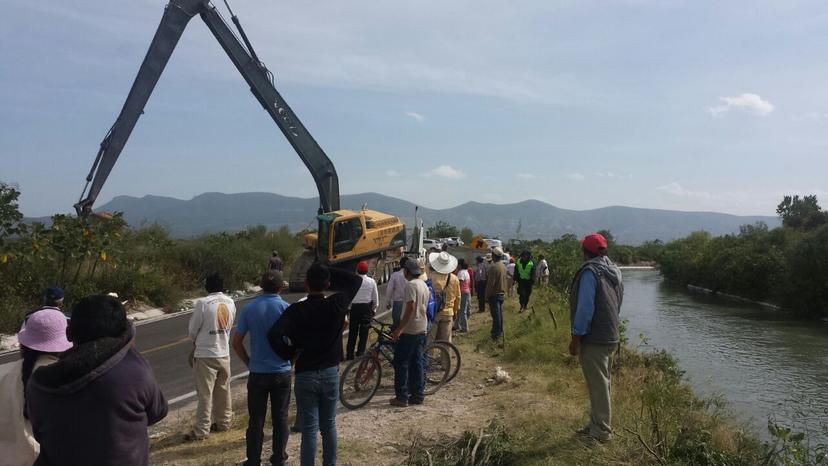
[346, 260, 379, 360]
[389, 260, 430, 407]
[187, 273, 236, 440]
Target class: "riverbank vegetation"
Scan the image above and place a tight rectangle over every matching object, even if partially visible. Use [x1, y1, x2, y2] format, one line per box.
[406, 287, 772, 465]
[657, 195, 828, 318]
[0, 184, 303, 334]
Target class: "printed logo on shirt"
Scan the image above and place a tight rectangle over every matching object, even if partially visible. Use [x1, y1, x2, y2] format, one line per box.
[216, 303, 231, 332]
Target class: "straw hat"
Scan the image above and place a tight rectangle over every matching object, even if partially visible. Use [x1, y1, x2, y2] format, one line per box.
[428, 251, 458, 274]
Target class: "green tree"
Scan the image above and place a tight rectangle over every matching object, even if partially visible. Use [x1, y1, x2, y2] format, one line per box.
[776, 194, 828, 230]
[460, 227, 474, 245]
[427, 221, 459, 238]
[597, 229, 616, 247]
[636, 239, 664, 263]
[0, 183, 24, 254]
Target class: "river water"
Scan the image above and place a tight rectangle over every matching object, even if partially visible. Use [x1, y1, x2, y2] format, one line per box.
[621, 268, 828, 441]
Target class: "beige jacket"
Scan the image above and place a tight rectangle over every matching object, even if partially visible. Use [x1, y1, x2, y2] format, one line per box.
[428, 271, 461, 318]
[0, 354, 58, 466]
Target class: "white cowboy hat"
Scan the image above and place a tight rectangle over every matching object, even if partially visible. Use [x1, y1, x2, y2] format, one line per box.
[428, 251, 459, 274]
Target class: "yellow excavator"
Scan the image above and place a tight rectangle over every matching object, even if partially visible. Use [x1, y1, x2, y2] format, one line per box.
[73, 0, 407, 290]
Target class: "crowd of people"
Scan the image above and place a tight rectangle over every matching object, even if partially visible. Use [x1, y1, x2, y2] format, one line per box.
[0, 233, 622, 464]
[1, 292, 168, 465]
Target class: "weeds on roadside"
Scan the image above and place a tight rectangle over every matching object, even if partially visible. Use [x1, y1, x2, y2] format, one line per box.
[406, 421, 512, 466]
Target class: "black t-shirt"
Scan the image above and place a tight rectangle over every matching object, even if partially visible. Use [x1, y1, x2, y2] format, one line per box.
[268, 267, 362, 373]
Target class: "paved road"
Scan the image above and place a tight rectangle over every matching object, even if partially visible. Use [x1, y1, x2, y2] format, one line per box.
[1, 285, 390, 404]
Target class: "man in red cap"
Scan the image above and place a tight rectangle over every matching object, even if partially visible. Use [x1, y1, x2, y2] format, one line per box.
[569, 233, 624, 443]
[345, 260, 379, 360]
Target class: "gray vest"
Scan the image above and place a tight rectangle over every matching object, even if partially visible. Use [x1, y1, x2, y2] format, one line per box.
[569, 259, 623, 345]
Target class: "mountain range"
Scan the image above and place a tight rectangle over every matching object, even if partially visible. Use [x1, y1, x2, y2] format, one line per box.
[92, 192, 779, 244]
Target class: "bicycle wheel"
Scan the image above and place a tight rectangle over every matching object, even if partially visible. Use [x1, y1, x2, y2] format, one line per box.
[339, 355, 381, 409]
[435, 340, 461, 383]
[423, 342, 450, 395]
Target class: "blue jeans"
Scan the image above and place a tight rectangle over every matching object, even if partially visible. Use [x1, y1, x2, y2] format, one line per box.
[454, 292, 470, 331]
[294, 367, 339, 466]
[391, 301, 403, 329]
[489, 293, 505, 338]
[392, 333, 426, 402]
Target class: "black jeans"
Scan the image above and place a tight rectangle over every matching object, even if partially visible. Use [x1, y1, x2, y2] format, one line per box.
[517, 279, 534, 309]
[245, 372, 292, 466]
[346, 303, 374, 360]
[475, 282, 487, 312]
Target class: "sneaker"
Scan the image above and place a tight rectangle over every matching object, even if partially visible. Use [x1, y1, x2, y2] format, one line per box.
[389, 397, 409, 407]
[183, 431, 206, 442]
[408, 397, 424, 405]
[575, 426, 611, 443]
[210, 423, 230, 433]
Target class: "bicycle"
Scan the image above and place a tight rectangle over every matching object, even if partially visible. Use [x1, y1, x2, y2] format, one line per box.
[339, 319, 451, 409]
[432, 338, 461, 384]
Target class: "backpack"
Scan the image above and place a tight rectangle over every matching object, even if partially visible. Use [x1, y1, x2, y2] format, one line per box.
[425, 275, 451, 322]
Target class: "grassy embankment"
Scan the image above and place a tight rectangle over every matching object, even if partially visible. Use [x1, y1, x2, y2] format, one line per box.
[150, 286, 772, 466]
[407, 286, 767, 466]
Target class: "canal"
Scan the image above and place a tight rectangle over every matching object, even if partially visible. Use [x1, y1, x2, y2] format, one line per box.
[621, 268, 828, 441]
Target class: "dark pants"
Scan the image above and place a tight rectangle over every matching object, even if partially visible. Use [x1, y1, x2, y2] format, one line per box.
[393, 333, 426, 402]
[475, 281, 487, 312]
[346, 303, 374, 360]
[489, 293, 505, 339]
[517, 279, 534, 309]
[245, 372, 292, 466]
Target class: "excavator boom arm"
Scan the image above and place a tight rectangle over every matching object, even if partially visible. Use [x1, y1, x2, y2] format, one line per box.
[75, 0, 340, 215]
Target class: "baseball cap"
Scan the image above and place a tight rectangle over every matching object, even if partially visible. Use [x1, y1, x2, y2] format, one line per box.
[44, 287, 64, 303]
[357, 260, 369, 273]
[581, 233, 608, 255]
[403, 259, 422, 276]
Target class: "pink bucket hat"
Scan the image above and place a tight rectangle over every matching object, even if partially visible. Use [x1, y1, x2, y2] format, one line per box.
[18, 309, 72, 353]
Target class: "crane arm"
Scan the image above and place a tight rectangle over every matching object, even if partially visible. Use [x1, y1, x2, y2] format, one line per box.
[75, 0, 340, 215]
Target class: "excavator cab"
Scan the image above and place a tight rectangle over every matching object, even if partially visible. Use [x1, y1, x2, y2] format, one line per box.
[307, 212, 369, 263]
[314, 212, 380, 263]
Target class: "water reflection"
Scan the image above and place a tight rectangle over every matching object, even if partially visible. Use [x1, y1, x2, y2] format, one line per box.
[622, 269, 828, 440]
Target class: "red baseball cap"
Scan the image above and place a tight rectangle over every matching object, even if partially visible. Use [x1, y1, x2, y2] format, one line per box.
[357, 260, 369, 273]
[581, 233, 608, 255]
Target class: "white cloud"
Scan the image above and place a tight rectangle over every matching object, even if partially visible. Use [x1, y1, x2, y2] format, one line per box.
[404, 111, 424, 122]
[709, 93, 774, 117]
[426, 165, 466, 179]
[566, 173, 585, 181]
[656, 182, 715, 199]
[385, 169, 400, 177]
[516, 173, 536, 179]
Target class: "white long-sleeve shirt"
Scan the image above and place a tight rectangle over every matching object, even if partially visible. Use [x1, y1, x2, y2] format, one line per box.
[188, 292, 236, 358]
[386, 269, 408, 303]
[351, 275, 379, 311]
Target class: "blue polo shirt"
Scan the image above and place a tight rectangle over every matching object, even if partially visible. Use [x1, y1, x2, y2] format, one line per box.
[236, 294, 291, 374]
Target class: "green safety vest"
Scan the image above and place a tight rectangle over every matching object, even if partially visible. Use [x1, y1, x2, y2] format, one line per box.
[516, 259, 534, 280]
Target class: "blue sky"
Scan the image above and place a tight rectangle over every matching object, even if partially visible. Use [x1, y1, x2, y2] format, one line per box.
[2, 0, 827, 217]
